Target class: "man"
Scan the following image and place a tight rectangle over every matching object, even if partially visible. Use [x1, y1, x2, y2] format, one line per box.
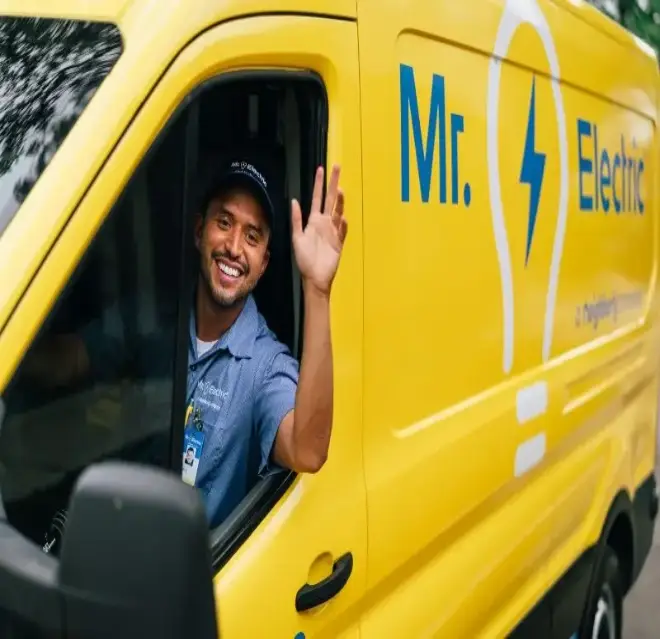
[19, 158, 348, 528]
[177, 157, 347, 525]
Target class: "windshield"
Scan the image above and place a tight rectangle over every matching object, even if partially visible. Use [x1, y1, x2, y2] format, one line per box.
[0, 16, 123, 237]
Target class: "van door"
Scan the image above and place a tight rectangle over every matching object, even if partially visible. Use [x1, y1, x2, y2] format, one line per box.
[182, 18, 366, 639]
[357, 1, 556, 637]
[0, 11, 365, 639]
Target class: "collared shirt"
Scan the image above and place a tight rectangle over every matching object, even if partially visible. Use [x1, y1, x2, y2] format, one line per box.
[80, 293, 299, 528]
[186, 294, 298, 527]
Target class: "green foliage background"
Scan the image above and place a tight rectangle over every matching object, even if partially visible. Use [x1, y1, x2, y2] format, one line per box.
[588, 0, 660, 58]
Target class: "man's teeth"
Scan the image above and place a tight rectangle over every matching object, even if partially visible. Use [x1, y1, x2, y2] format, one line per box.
[219, 262, 240, 277]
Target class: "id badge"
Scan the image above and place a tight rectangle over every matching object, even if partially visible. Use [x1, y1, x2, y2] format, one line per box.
[182, 426, 205, 486]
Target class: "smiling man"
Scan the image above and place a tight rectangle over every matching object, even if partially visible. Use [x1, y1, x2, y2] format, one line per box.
[180, 157, 347, 526]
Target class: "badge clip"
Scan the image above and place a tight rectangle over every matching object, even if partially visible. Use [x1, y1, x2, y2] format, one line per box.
[193, 407, 204, 431]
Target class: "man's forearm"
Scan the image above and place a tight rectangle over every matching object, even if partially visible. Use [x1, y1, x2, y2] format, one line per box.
[291, 284, 334, 472]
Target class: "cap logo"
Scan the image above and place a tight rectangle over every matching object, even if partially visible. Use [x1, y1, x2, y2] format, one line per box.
[230, 160, 267, 189]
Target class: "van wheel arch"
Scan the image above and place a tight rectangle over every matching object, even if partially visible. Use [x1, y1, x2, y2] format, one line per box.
[579, 490, 634, 638]
[599, 490, 635, 594]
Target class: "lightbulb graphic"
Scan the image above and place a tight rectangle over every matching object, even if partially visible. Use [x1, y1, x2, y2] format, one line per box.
[486, 0, 569, 376]
[486, 0, 569, 475]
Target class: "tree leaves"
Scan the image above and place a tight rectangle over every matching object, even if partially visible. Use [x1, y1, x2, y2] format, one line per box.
[0, 17, 122, 236]
[588, 0, 660, 59]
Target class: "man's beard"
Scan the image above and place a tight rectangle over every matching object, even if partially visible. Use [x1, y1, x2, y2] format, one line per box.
[200, 253, 256, 310]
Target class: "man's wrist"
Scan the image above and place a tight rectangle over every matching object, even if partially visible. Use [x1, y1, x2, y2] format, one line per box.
[302, 277, 332, 303]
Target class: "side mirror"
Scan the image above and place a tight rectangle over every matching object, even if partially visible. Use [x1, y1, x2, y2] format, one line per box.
[0, 459, 218, 639]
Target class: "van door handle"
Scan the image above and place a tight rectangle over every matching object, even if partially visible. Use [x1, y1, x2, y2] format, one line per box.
[295, 552, 353, 612]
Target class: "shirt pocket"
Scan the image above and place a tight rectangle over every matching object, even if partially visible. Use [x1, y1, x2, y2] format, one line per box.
[195, 396, 229, 446]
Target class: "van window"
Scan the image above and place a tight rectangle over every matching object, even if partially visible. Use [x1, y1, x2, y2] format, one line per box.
[0, 606, 57, 639]
[194, 75, 328, 569]
[0, 106, 188, 555]
[0, 16, 123, 237]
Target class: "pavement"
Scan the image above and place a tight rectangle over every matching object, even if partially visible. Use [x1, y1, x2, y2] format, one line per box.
[623, 441, 660, 638]
[623, 513, 659, 637]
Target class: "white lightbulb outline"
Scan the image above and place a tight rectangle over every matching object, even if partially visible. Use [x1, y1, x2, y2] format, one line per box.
[487, 0, 569, 373]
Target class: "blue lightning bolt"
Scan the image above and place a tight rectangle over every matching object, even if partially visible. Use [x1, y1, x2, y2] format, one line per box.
[520, 76, 546, 266]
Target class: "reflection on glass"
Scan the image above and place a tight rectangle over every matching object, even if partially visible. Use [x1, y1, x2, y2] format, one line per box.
[0, 106, 186, 554]
[0, 606, 59, 639]
[0, 16, 123, 236]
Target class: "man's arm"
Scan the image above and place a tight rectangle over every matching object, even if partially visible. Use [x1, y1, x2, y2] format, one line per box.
[272, 285, 333, 473]
[269, 163, 347, 474]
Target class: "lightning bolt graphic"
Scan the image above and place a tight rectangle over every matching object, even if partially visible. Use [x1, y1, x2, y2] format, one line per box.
[520, 76, 546, 266]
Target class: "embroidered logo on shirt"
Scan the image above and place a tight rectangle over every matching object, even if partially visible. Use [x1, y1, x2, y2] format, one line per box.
[198, 380, 229, 400]
[195, 380, 229, 412]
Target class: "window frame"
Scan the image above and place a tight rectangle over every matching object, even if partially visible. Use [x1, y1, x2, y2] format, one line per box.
[133, 67, 329, 480]
[160, 68, 330, 570]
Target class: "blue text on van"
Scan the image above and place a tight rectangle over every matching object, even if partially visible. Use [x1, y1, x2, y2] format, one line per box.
[399, 64, 471, 207]
[577, 118, 645, 214]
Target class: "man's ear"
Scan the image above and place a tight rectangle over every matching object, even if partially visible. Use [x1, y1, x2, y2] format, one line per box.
[193, 213, 204, 250]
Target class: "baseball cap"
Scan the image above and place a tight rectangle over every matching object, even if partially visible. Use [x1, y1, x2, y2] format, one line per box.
[201, 158, 275, 228]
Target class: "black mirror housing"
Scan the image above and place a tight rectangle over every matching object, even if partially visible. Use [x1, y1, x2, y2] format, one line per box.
[0, 459, 218, 639]
[60, 461, 218, 639]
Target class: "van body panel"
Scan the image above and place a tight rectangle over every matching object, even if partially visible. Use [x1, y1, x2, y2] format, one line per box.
[0, 0, 131, 21]
[358, 0, 657, 636]
[0, 0, 356, 21]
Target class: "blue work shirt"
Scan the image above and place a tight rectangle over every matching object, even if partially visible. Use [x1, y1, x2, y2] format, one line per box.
[79, 293, 299, 529]
[186, 295, 299, 527]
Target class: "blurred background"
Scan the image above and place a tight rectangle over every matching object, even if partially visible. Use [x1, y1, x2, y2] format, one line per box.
[588, 0, 660, 54]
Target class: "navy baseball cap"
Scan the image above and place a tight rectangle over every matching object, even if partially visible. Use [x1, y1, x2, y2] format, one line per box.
[201, 158, 275, 228]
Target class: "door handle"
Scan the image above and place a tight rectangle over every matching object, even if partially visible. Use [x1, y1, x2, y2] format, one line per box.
[295, 552, 353, 612]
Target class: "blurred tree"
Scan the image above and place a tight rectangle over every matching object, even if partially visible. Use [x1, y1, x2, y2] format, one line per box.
[588, 0, 660, 59]
[0, 17, 122, 236]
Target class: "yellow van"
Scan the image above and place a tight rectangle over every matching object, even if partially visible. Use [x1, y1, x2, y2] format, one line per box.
[0, 0, 657, 638]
